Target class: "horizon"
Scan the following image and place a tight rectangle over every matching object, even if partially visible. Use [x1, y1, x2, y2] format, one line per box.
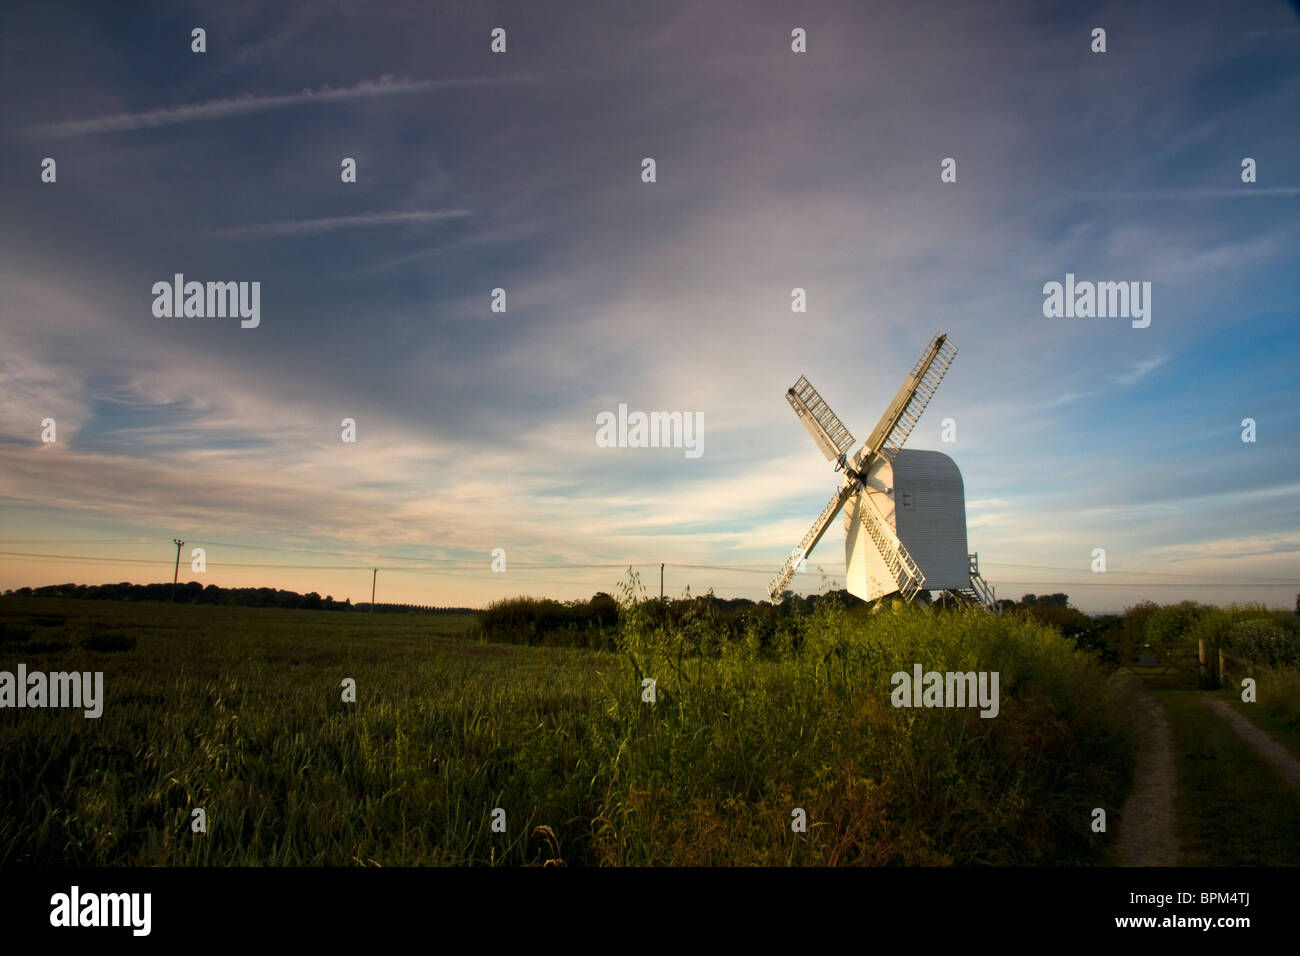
[2, 1, 1298, 614]
[2, 576, 1289, 621]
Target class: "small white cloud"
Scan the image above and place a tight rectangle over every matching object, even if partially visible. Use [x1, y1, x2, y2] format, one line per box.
[1114, 354, 1168, 387]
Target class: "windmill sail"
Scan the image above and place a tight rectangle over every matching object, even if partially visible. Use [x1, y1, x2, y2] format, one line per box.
[851, 487, 925, 601]
[786, 375, 856, 462]
[768, 481, 857, 598]
[854, 332, 958, 469]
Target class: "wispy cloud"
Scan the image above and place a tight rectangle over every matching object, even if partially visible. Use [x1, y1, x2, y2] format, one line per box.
[1069, 187, 1300, 201]
[1114, 354, 1169, 387]
[23, 75, 536, 138]
[1044, 391, 1091, 409]
[205, 210, 473, 239]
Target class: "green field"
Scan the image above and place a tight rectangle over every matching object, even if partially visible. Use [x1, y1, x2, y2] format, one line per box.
[0, 595, 1141, 865]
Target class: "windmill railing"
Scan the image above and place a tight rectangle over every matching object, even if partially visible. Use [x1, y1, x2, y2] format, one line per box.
[969, 572, 998, 611]
[966, 553, 998, 611]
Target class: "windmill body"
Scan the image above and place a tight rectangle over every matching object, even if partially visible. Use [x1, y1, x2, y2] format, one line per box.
[771, 333, 996, 608]
[844, 449, 970, 602]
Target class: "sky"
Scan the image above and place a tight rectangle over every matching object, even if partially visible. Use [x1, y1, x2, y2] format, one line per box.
[1, 0, 1297, 613]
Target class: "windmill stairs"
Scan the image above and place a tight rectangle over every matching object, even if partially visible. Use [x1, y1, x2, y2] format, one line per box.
[944, 553, 999, 612]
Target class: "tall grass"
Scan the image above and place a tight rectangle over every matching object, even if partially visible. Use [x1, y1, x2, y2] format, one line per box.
[596, 585, 1138, 865]
[0, 589, 1137, 866]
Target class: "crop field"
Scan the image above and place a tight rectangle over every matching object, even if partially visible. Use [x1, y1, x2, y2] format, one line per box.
[0, 593, 1146, 866]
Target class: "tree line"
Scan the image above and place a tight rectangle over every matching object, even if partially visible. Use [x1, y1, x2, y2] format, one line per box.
[1, 581, 475, 614]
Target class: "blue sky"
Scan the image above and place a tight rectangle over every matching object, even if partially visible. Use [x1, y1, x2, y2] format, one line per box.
[1, 0, 1297, 611]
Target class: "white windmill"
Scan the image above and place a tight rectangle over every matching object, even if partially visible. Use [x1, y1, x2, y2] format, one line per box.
[769, 332, 997, 609]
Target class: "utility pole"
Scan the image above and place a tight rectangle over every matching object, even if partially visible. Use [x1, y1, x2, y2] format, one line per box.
[660, 563, 664, 601]
[371, 568, 377, 612]
[171, 539, 184, 602]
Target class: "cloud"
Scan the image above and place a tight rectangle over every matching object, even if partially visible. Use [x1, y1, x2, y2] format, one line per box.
[23, 75, 537, 138]
[205, 210, 473, 239]
[2, 0, 1297, 612]
[1113, 355, 1169, 387]
[1068, 187, 1300, 200]
[1044, 391, 1091, 408]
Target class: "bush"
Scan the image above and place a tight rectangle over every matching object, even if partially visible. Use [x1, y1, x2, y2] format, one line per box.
[1225, 618, 1300, 668]
[1143, 601, 1211, 645]
[476, 595, 620, 650]
[594, 586, 1139, 866]
[1120, 600, 1161, 646]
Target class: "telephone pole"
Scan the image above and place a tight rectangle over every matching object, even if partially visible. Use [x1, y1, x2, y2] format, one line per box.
[371, 568, 377, 612]
[660, 563, 664, 601]
[171, 539, 184, 602]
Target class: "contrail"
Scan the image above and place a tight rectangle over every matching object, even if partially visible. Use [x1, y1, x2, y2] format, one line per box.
[24, 74, 537, 138]
[205, 210, 474, 239]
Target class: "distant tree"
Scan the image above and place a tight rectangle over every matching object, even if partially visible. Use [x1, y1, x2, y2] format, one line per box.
[1144, 601, 1210, 645]
[1121, 600, 1161, 645]
[1018, 602, 1091, 639]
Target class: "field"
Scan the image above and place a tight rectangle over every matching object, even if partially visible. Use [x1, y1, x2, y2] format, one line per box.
[0, 593, 1146, 866]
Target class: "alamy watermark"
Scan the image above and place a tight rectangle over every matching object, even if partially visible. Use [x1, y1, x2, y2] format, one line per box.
[152, 274, 260, 328]
[595, 404, 703, 459]
[1042, 273, 1150, 328]
[890, 664, 999, 718]
[50, 886, 150, 936]
[0, 665, 103, 718]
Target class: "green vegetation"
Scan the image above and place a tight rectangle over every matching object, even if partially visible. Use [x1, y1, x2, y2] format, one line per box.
[1212, 670, 1300, 761]
[1155, 690, 1300, 867]
[0, 584, 1137, 866]
[469, 587, 866, 651]
[3, 581, 474, 614]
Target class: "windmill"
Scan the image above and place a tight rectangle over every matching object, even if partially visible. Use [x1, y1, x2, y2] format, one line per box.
[769, 332, 997, 609]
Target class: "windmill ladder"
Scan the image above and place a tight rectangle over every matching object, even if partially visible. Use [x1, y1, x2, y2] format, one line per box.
[952, 553, 999, 612]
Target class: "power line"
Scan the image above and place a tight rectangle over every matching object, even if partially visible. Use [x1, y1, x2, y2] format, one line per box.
[0, 543, 1293, 594]
[2, 538, 1294, 584]
[981, 561, 1295, 582]
[992, 581, 1292, 588]
[0, 537, 171, 544]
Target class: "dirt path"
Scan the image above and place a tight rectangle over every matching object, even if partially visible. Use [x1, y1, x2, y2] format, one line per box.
[1117, 694, 1179, 867]
[1202, 697, 1300, 796]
